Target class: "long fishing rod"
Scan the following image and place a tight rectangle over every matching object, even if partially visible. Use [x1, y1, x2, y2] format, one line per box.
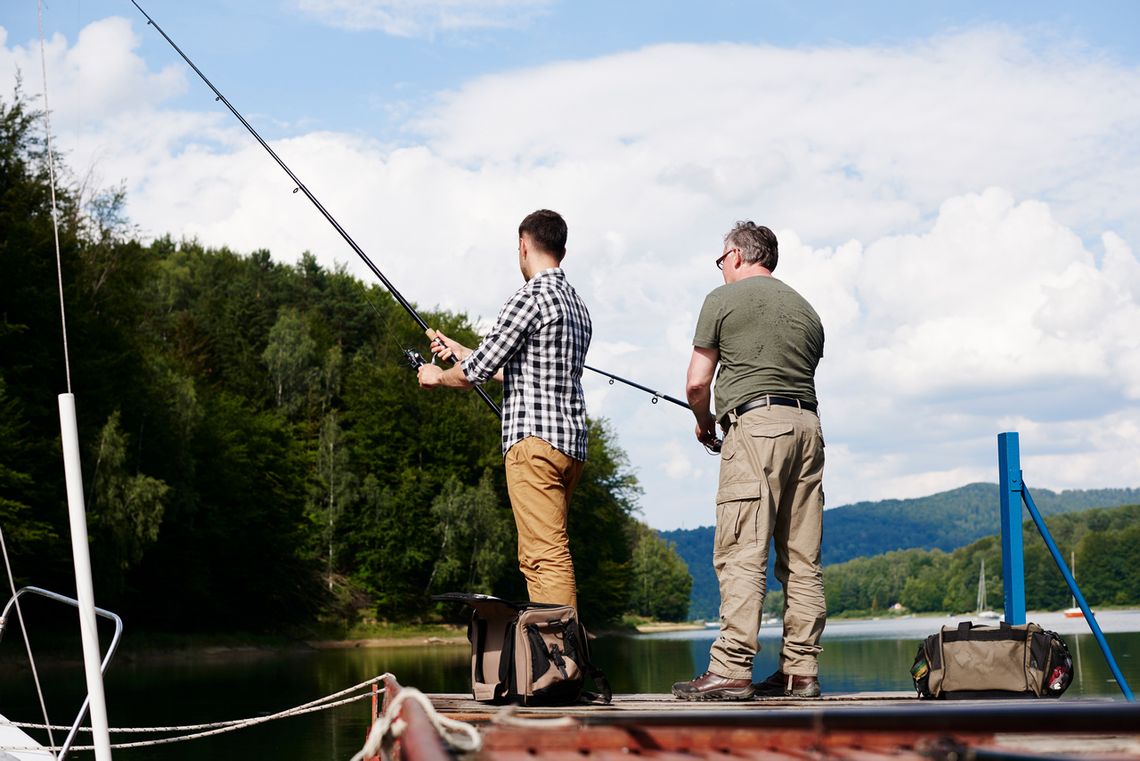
[130, 1, 502, 418]
[133, 2, 710, 440]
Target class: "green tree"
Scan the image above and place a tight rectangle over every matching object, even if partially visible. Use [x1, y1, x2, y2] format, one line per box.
[88, 410, 169, 579]
[1078, 525, 1140, 606]
[568, 420, 642, 624]
[0, 374, 55, 566]
[263, 307, 318, 416]
[427, 472, 514, 596]
[350, 471, 439, 620]
[313, 410, 355, 590]
[628, 523, 692, 621]
[900, 575, 946, 612]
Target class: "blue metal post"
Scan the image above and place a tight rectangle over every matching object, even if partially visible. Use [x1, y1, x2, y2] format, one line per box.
[1020, 485, 1134, 701]
[997, 432, 1026, 624]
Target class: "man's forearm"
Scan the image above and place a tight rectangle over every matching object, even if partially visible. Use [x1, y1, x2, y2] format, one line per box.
[438, 364, 473, 388]
[418, 362, 472, 389]
[687, 385, 716, 431]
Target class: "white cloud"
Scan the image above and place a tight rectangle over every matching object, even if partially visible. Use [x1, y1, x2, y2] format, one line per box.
[1, 18, 185, 131]
[294, 0, 553, 37]
[6, 21, 1140, 529]
[416, 31, 1140, 245]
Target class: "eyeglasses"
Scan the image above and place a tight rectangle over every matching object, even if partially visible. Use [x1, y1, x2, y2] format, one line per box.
[716, 248, 738, 271]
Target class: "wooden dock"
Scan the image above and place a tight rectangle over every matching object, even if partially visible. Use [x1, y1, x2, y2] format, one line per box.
[378, 677, 1140, 761]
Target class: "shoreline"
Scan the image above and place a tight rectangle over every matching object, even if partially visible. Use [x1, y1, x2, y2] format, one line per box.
[305, 635, 469, 649]
[19, 607, 1137, 664]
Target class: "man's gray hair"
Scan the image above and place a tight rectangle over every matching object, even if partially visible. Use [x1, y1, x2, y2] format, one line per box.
[725, 221, 778, 271]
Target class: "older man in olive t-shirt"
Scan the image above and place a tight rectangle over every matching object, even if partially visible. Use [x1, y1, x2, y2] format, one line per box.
[672, 221, 827, 701]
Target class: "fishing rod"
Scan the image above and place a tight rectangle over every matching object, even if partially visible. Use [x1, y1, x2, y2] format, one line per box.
[584, 364, 688, 408]
[133, 3, 715, 447]
[130, 1, 502, 418]
[585, 365, 721, 453]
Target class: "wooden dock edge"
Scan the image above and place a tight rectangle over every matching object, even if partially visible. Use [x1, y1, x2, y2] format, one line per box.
[381, 677, 1140, 760]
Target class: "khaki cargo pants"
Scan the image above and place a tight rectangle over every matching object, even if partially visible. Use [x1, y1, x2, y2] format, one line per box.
[708, 404, 826, 679]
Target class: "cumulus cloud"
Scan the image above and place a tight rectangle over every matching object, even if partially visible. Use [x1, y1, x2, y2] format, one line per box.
[294, 0, 553, 37]
[0, 18, 185, 130]
[415, 31, 1140, 246]
[784, 191, 1140, 516]
[5, 20, 1139, 529]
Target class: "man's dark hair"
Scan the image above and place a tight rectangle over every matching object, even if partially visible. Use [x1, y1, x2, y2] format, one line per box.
[519, 209, 568, 261]
[726, 221, 778, 271]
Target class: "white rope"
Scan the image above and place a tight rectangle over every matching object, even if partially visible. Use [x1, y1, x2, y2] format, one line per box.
[0, 526, 59, 759]
[0, 675, 390, 752]
[491, 704, 576, 728]
[351, 687, 481, 761]
[1, 678, 387, 747]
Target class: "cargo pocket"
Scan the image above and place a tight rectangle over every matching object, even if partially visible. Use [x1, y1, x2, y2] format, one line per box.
[714, 481, 762, 551]
[717, 441, 749, 485]
[743, 420, 795, 440]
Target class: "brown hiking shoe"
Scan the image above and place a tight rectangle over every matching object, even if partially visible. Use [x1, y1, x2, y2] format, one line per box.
[672, 671, 755, 701]
[753, 670, 821, 698]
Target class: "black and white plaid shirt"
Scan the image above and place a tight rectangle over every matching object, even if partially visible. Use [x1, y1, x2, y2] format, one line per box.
[462, 268, 592, 460]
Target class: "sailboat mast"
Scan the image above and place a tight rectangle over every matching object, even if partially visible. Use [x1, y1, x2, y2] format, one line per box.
[977, 559, 986, 613]
[39, 1, 114, 755]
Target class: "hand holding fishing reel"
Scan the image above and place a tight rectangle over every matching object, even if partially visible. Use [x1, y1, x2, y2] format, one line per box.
[700, 433, 723, 455]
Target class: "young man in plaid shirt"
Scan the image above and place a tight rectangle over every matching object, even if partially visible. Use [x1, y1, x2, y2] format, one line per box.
[417, 210, 592, 609]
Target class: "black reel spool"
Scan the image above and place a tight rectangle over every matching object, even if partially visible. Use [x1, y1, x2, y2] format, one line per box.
[403, 348, 426, 369]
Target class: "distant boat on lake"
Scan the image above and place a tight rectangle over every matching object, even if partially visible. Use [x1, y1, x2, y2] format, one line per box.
[1064, 550, 1090, 619]
[976, 559, 1000, 620]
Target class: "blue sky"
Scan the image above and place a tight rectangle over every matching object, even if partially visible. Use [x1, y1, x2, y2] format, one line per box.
[3, 1, 1140, 530]
[8, 1, 1139, 140]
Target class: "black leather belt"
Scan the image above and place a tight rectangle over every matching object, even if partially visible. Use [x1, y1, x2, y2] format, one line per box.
[722, 395, 817, 428]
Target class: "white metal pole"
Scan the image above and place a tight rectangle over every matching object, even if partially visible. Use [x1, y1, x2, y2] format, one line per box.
[58, 393, 113, 761]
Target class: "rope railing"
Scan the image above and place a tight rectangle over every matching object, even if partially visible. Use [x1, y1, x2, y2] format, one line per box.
[0, 676, 388, 752]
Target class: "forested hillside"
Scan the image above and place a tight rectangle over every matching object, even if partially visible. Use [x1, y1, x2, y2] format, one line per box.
[824, 502, 1140, 615]
[0, 91, 691, 632]
[664, 483, 1140, 619]
[821, 483, 1140, 565]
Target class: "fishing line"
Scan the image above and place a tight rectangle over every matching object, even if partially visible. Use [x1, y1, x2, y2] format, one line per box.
[39, 0, 70, 396]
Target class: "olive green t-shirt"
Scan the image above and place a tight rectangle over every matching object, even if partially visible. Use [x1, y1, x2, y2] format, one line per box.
[693, 275, 824, 419]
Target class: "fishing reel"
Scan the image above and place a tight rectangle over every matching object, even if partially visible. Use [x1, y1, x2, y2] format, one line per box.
[403, 348, 427, 370]
[703, 437, 723, 455]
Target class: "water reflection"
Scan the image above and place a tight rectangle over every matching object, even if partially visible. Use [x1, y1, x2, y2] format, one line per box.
[2, 626, 1136, 760]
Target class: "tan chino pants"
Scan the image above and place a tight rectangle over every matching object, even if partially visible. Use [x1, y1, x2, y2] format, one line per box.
[504, 436, 585, 609]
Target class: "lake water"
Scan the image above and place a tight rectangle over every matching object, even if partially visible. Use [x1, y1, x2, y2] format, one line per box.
[2, 610, 1137, 760]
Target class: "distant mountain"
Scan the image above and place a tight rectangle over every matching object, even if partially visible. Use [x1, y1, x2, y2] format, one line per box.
[820, 483, 1140, 564]
[660, 483, 1140, 620]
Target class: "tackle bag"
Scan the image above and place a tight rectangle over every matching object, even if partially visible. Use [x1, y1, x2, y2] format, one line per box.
[910, 620, 1073, 699]
[433, 592, 612, 706]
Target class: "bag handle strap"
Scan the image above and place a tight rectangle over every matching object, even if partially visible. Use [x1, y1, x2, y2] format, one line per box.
[584, 666, 612, 704]
[571, 620, 612, 705]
